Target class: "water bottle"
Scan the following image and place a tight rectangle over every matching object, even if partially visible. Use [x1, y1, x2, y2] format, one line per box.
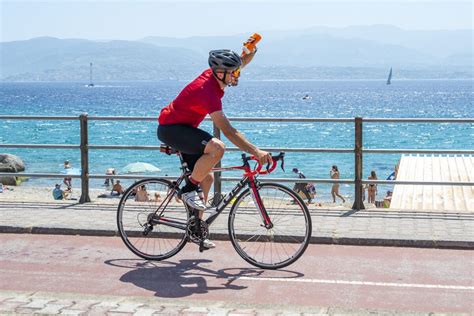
[242, 33, 262, 56]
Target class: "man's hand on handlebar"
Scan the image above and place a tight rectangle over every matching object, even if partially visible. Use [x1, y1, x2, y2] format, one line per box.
[242, 151, 284, 175]
[254, 149, 272, 165]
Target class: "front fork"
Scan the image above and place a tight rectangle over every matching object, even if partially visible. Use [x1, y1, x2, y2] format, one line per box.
[249, 179, 273, 229]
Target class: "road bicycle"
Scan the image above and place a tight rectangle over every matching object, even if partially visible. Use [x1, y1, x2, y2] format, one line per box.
[117, 144, 312, 269]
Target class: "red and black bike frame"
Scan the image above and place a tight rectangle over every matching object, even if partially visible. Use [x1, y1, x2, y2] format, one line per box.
[205, 153, 281, 228]
[152, 147, 285, 231]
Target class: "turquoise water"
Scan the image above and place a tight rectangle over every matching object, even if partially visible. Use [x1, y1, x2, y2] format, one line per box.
[1, 80, 473, 201]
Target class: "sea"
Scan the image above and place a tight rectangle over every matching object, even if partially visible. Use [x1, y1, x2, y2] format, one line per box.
[1, 79, 473, 202]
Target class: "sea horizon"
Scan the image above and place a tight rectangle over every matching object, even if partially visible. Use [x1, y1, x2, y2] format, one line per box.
[1, 78, 473, 84]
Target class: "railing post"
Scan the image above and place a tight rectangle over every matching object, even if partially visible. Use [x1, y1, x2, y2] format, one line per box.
[352, 117, 365, 210]
[79, 113, 91, 203]
[213, 122, 222, 197]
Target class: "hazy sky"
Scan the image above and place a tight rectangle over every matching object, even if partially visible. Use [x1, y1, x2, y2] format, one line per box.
[1, 0, 472, 42]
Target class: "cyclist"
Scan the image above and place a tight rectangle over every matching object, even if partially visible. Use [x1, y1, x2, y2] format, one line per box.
[157, 46, 272, 248]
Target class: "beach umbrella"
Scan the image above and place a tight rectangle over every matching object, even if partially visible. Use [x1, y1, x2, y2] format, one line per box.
[121, 162, 161, 174]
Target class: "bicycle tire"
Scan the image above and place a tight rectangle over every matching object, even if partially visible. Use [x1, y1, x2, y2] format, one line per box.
[228, 182, 312, 269]
[117, 178, 188, 261]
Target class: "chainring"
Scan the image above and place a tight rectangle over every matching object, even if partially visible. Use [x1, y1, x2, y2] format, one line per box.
[186, 216, 209, 243]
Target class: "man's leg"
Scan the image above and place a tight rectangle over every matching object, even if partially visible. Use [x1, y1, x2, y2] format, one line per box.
[200, 173, 214, 202]
[181, 140, 223, 250]
[190, 138, 225, 181]
[187, 139, 223, 218]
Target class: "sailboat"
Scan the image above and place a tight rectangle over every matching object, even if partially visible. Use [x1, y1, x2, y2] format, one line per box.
[386, 67, 392, 85]
[86, 62, 94, 87]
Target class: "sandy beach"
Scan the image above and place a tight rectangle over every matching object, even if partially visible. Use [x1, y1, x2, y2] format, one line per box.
[0, 184, 358, 210]
[0, 185, 120, 205]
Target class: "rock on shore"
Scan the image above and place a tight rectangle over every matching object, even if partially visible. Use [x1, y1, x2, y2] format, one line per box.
[0, 154, 25, 185]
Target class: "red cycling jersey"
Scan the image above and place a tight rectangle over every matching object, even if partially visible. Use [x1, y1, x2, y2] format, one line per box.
[158, 69, 224, 128]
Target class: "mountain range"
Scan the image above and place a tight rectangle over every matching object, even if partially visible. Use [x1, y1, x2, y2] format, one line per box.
[1, 25, 472, 81]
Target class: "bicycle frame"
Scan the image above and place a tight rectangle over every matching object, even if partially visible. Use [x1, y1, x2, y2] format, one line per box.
[150, 152, 277, 232]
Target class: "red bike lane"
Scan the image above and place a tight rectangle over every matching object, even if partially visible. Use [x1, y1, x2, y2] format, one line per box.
[0, 233, 472, 313]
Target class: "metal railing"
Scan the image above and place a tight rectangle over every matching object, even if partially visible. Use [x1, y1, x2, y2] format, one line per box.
[1, 114, 473, 209]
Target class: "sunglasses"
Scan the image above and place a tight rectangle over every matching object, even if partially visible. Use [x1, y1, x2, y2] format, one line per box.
[231, 67, 241, 78]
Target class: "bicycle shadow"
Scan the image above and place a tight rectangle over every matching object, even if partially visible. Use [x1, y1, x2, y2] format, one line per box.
[105, 258, 304, 298]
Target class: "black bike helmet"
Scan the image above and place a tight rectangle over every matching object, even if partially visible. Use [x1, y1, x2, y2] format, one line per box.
[208, 49, 242, 71]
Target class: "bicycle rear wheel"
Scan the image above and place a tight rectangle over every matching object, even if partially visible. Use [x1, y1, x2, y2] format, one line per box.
[117, 178, 188, 261]
[228, 183, 312, 269]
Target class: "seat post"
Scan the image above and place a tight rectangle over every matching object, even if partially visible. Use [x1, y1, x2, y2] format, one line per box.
[177, 153, 191, 176]
[159, 143, 190, 176]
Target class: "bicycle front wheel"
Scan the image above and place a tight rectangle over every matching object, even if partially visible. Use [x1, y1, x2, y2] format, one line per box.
[228, 183, 312, 269]
[117, 178, 188, 261]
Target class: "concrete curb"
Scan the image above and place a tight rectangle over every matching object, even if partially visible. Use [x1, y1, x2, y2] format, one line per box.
[1, 225, 473, 250]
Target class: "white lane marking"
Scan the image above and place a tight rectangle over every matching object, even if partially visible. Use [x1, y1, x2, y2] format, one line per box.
[235, 276, 474, 291]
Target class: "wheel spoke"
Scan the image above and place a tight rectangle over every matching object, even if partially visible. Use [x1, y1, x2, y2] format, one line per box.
[117, 179, 188, 261]
[229, 183, 311, 269]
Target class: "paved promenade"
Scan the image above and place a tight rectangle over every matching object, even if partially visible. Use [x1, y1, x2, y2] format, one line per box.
[0, 200, 473, 248]
[1, 234, 472, 314]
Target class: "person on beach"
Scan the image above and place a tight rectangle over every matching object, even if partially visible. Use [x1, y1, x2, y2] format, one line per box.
[383, 190, 392, 208]
[292, 168, 313, 204]
[135, 185, 149, 202]
[154, 192, 162, 202]
[104, 168, 116, 187]
[330, 165, 346, 203]
[52, 184, 65, 200]
[157, 39, 271, 249]
[63, 160, 72, 190]
[367, 170, 378, 204]
[111, 180, 124, 196]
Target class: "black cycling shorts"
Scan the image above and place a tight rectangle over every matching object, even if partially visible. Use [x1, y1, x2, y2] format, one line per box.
[157, 124, 213, 171]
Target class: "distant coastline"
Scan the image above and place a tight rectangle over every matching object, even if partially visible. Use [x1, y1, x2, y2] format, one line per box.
[1, 27, 472, 81]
